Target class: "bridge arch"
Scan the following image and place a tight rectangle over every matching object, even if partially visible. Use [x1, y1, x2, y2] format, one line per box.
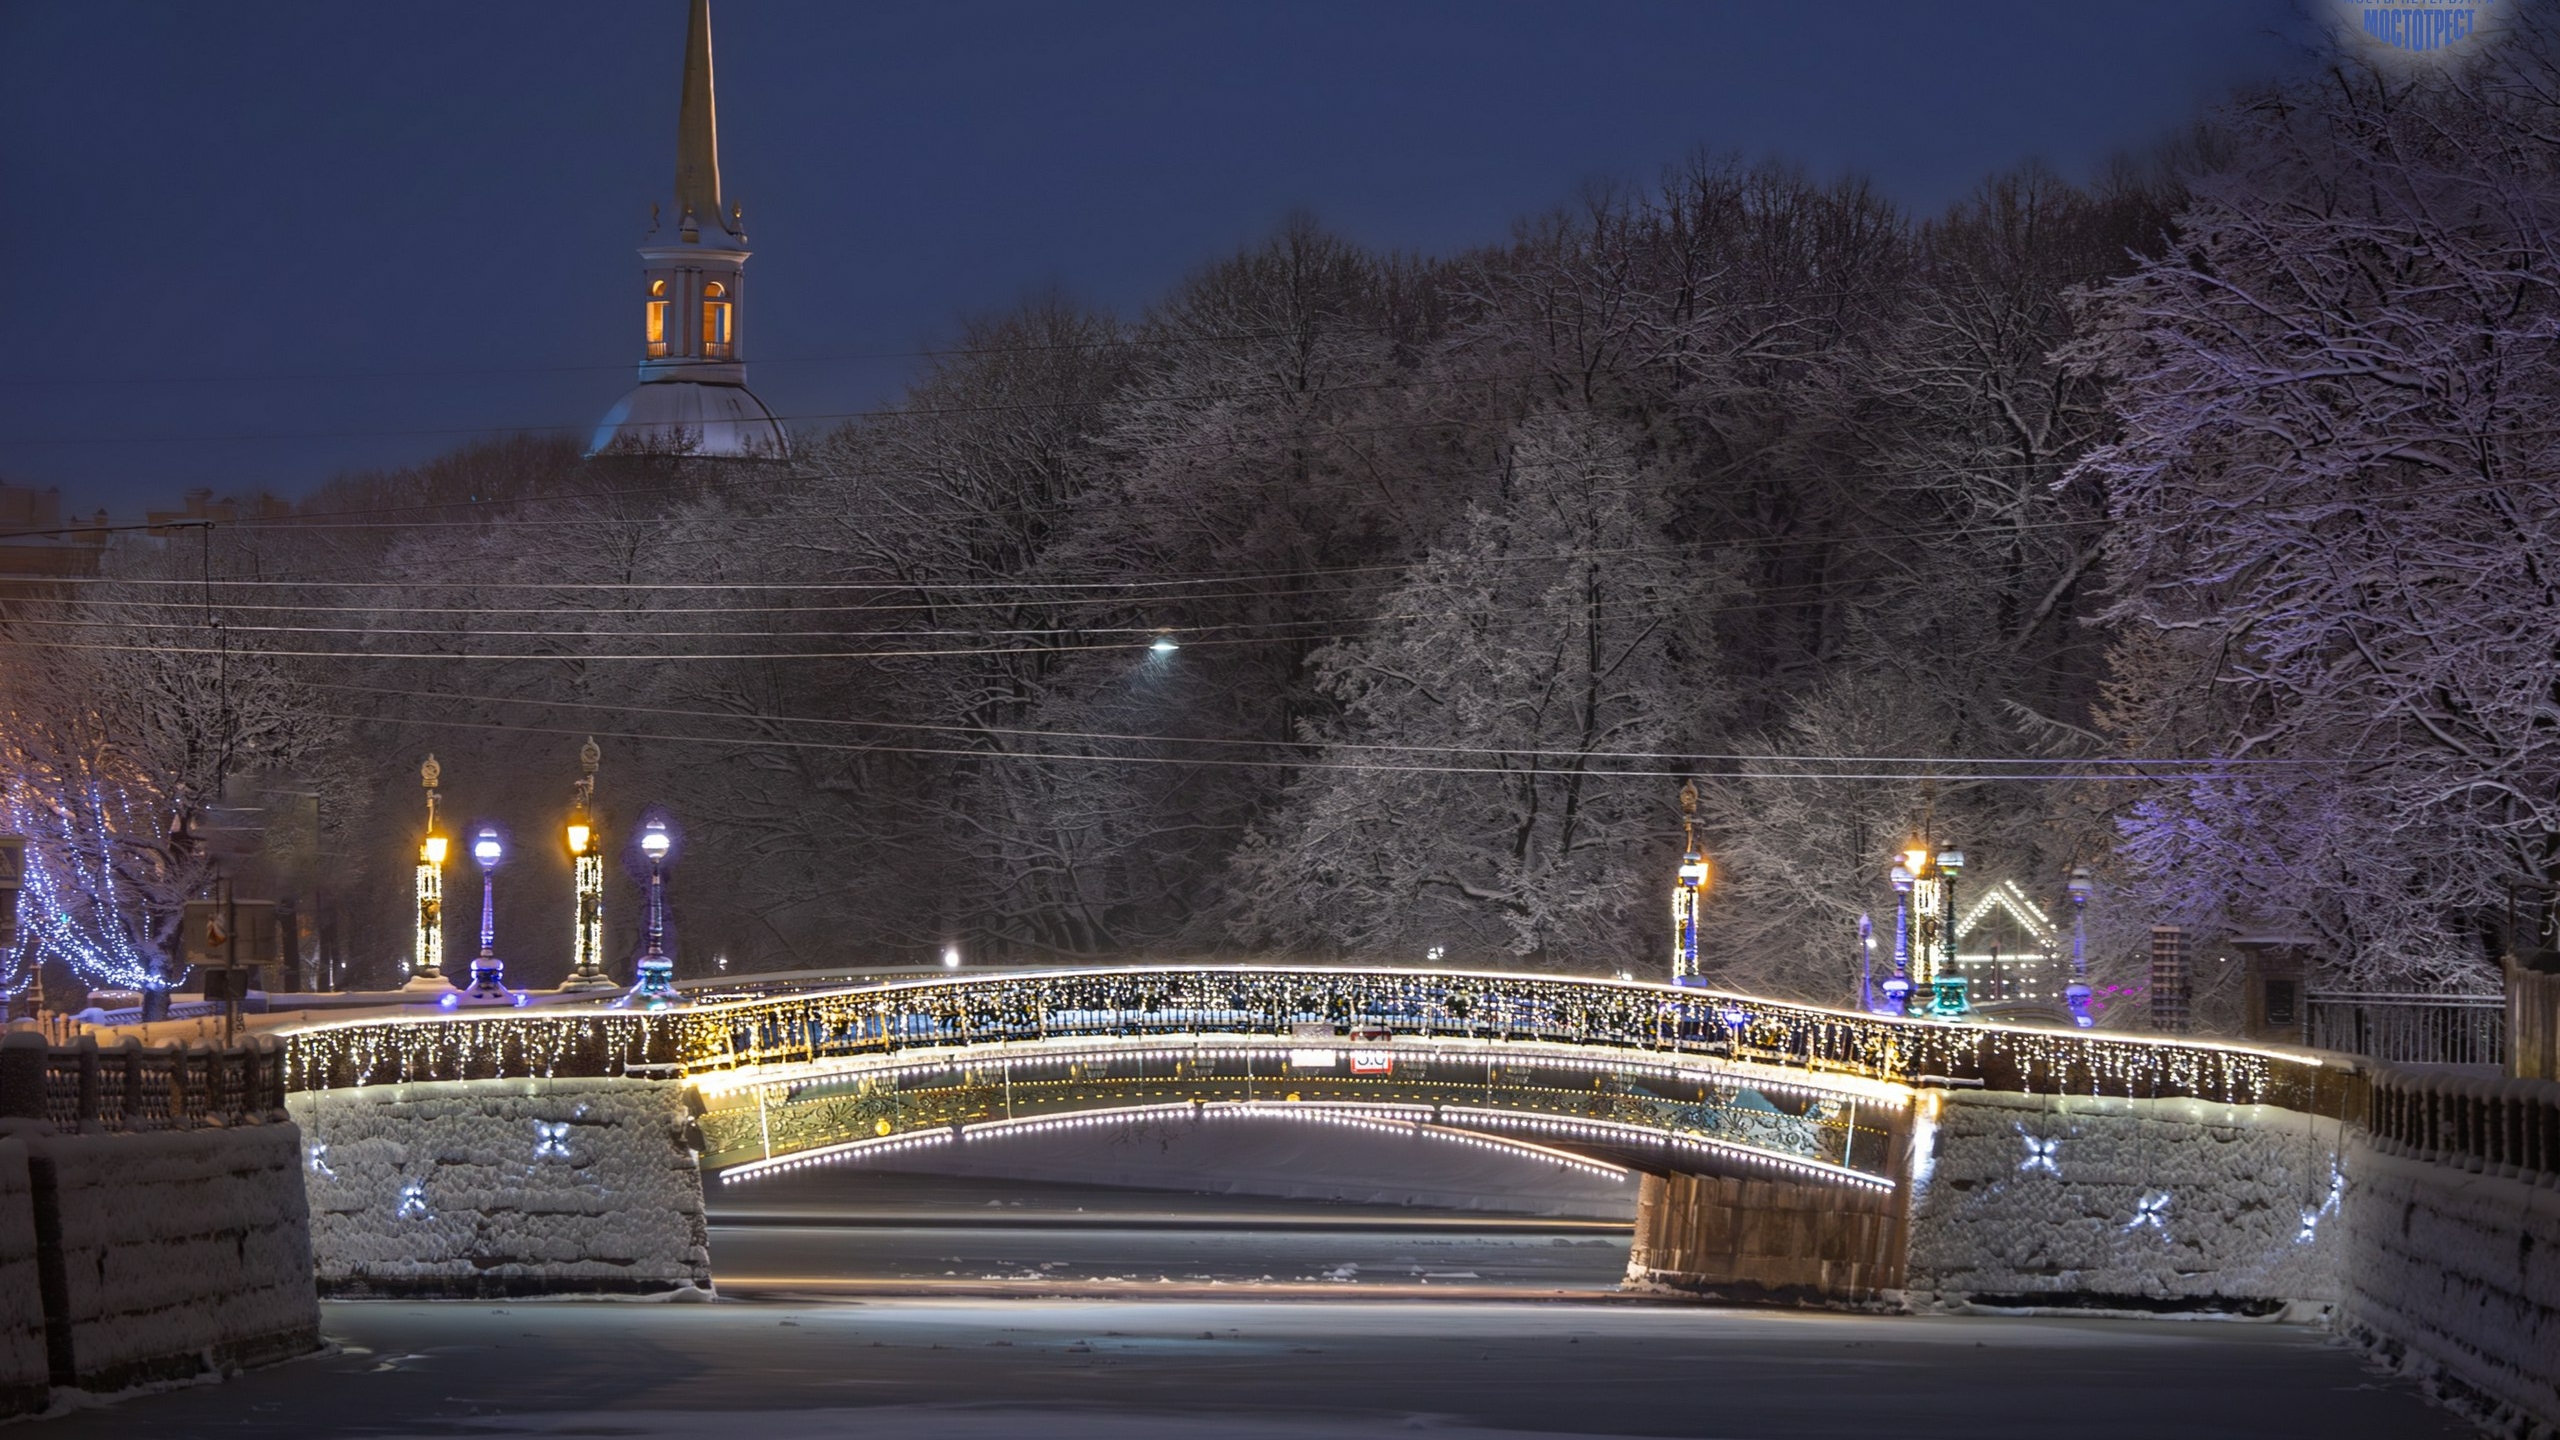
[693, 1031, 1911, 1197]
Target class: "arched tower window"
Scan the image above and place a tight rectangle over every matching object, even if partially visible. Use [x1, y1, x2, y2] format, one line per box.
[702, 280, 733, 360]
[645, 279, 669, 359]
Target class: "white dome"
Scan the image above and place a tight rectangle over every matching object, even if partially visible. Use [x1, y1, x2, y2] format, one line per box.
[588, 380, 789, 458]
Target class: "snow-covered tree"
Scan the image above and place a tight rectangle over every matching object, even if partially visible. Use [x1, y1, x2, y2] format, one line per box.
[2072, 22, 2560, 987]
[1222, 410, 1734, 966]
[0, 576, 338, 994]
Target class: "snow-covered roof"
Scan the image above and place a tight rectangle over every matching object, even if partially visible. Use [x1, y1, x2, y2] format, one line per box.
[587, 379, 788, 459]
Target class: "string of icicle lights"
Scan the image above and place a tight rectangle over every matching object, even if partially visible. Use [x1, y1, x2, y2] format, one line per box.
[1, 788, 175, 993]
[689, 1037, 1892, 1178]
[717, 1100, 1636, 1185]
[279, 965, 2322, 1110]
[686, 1038, 1908, 1107]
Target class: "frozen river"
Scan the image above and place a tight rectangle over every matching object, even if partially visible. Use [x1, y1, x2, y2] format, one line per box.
[707, 1171, 1631, 1295]
[47, 1176, 2467, 1438]
[51, 1296, 2463, 1440]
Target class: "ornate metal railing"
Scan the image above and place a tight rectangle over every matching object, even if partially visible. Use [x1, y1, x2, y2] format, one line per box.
[278, 965, 2352, 1115]
[2364, 1064, 2560, 1187]
[2307, 991, 2506, 1067]
[0, 1032, 290, 1131]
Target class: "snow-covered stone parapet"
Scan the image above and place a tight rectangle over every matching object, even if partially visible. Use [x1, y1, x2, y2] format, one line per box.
[1904, 1090, 2345, 1311]
[290, 1077, 710, 1297]
[0, 1141, 46, 1415]
[30, 1122, 321, 1391]
[2340, 1136, 2559, 1434]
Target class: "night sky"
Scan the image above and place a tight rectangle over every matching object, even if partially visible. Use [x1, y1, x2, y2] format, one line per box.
[1, 1, 2309, 515]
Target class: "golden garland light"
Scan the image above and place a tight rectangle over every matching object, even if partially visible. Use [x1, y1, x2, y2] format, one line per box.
[410, 756, 447, 988]
[277, 965, 2325, 1119]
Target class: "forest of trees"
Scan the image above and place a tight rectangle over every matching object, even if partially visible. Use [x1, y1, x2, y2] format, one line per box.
[7, 22, 2560, 1018]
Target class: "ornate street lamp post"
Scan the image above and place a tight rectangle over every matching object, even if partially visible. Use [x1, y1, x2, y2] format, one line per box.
[407, 756, 449, 991]
[561, 739, 614, 992]
[1930, 847, 1968, 1017]
[1856, 912, 1876, 1012]
[1669, 780, 1710, 986]
[2065, 866, 2095, 1028]
[621, 818, 680, 1009]
[454, 827, 520, 1006]
[1883, 856, 1915, 1015]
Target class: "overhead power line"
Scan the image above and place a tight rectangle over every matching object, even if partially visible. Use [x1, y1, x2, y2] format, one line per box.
[315, 708, 2257, 785]
[301, 679, 2331, 771]
[0, 362, 1586, 449]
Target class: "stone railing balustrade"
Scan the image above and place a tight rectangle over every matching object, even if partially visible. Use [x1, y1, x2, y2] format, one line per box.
[2364, 1062, 2560, 1188]
[0, 1031, 290, 1131]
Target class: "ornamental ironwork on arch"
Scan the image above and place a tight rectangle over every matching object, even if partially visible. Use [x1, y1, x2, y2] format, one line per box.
[276, 964, 2350, 1121]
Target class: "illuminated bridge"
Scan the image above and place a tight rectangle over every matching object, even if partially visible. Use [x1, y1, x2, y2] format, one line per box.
[278, 964, 2366, 1305]
[214, 961, 2560, 1424]
[284, 964, 2331, 1095]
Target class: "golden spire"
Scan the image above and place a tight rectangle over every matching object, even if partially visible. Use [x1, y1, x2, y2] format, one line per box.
[673, 0, 725, 240]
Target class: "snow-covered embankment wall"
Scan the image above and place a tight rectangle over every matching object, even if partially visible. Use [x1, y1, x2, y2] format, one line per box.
[289, 1077, 710, 1297]
[2340, 1136, 2559, 1431]
[0, 1141, 47, 1414]
[0, 1032, 320, 1406]
[1903, 1090, 2345, 1310]
[30, 1122, 322, 1391]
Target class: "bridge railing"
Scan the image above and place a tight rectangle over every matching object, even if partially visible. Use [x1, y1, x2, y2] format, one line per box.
[0, 1031, 290, 1130]
[2364, 1063, 2560, 1187]
[277, 966, 2354, 1118]
[2307, 991, 2506, 1067]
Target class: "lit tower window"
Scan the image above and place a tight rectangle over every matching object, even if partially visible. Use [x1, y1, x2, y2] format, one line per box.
[645, 279, 669, 358]
[702, 280, 733, 358]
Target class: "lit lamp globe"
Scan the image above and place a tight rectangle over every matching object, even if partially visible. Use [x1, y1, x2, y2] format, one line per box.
[408, 831, 453, 993]
[620, 819, 681, 1010]
[454, 828, 523, 1007]
[560, 814, 621, 993]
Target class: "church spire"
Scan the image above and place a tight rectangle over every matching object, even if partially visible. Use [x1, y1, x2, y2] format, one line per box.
[586, 0, 786, 459]
[672, 0, 730, 241]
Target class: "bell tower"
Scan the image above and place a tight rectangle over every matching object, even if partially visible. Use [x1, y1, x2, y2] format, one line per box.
[589, 0, 788, 458]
